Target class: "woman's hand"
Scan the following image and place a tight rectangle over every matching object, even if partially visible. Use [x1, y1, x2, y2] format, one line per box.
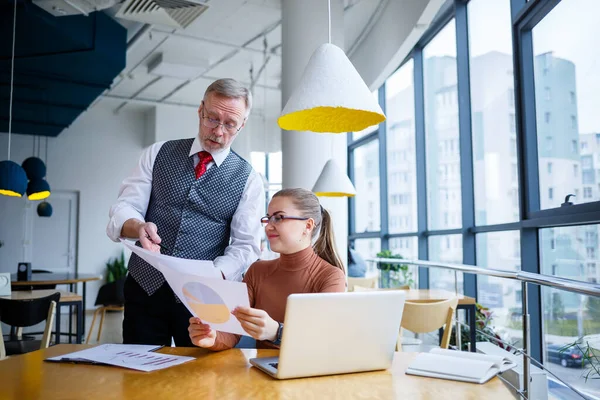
[188, 317, 217, 348]
[232, 307, 279, 342]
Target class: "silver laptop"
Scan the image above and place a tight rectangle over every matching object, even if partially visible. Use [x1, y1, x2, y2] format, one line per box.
[249, 290, 406, 379]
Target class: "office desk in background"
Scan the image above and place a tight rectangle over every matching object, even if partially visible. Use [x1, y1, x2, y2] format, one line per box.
[1, 290, 84, 344]
[0, 344, 514, 399]
[11, 273, 100, 312]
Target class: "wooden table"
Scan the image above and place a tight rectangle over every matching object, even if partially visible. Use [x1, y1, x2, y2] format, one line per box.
[0, 344, 514, 399]
[11, 273, 100, 312]
[1, 290, 84, 344]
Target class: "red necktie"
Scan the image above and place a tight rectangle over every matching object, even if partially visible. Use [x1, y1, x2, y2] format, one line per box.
[195, 151, 213, 179]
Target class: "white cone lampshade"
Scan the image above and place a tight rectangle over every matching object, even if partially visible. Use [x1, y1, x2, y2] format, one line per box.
[312, 159, 356, 197]
[278, 43, 385, 133]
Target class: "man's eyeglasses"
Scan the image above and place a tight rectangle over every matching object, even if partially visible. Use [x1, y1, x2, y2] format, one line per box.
[261, 214, 309, 226]
[201, 108, 243, 135]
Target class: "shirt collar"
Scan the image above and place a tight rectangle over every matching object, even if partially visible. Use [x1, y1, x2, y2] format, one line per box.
[189, 136, 230, 167]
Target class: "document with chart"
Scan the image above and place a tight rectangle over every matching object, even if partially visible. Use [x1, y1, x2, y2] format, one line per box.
[45, 344, 194, 372]
[121, 239, 250, 336]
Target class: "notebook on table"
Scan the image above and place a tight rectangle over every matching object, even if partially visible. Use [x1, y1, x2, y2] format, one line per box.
[405, 348, 517, 384]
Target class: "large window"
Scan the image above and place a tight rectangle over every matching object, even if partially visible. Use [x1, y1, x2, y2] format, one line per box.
[424, 20, 462, 230]
[533, 0, 600, 209]
[347, 1, 600, 396]
[352, 140, 380, 233]
[468, 0, 519, 225]
[386, 60, 417, 234]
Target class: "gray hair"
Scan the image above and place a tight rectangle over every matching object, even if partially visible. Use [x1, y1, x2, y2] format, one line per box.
[204, 78, 252, 117]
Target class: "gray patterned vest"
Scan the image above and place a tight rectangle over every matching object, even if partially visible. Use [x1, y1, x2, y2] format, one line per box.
[128, 138, 252, 295]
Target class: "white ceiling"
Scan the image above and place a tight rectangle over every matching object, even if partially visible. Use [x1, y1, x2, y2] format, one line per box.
[100, 0, 384, 116]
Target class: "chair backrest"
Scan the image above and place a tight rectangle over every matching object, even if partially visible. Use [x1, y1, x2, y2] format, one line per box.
[0, 292, 61, 327]
[347, 276, 378, 292]
[401, 297, 459, 349]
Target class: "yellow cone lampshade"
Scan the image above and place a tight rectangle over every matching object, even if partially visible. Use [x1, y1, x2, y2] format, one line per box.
[312, 159, 356, 197]
[278, 43, 385, 133]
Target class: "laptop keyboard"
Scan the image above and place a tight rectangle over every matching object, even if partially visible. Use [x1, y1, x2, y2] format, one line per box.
[268, 362, 279, 370]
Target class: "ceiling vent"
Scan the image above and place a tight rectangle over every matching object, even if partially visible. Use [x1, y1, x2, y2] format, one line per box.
[115, 0, 209, 29]
[33, 0, 119, 16]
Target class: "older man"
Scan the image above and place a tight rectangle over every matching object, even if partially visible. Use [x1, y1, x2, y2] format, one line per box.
[107, 78, 265, 346]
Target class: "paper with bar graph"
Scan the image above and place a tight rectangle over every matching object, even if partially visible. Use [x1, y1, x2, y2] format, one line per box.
[46, 344, 194, 372]
[121, 239, 250, 336]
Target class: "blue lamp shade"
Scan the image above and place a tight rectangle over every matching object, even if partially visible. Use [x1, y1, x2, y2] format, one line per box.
[0, 160, 28, 197]
[22, 157, 47, 180]
[27, 179, 51, 200]
[37, 201, 53, 217]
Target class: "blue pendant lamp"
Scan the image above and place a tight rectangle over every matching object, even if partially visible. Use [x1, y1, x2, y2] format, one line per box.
[0, 0, 27, 197]
[23, 137, 51, 200]
[37, 201, 53, 217]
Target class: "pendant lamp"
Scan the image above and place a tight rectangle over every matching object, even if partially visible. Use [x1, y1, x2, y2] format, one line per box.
[0, 0, 28, 197]
[312, 159, 356, 197]
[37, 201, 53, 217]
[25, 137, 51, 200]
[23, 136, 47, 180]
[277, 0, 385, 133]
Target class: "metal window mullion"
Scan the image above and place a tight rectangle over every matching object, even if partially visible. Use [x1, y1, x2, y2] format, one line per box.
[379, 85, 390, 251]
[455, 0, 477, 299]
[414, 48, 429, 289]
[512, 0, 543, 364]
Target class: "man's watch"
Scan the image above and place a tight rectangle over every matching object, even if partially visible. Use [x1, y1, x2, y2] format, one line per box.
[271, 322, 284, 345]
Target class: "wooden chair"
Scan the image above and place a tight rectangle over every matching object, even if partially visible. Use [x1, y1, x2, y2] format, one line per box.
[0, 330, 5, 360]
[398, 297, 458, 351]
[347, 276, 378, 292]
[0, 292, 59, 356]
[85, 305, 124, 344]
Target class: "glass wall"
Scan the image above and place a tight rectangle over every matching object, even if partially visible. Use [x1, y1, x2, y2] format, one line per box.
[423, 20, 462, 231]
[386, 60, 417, 235]
[532, 0, 600, 209]
[347, 0, 600, 396]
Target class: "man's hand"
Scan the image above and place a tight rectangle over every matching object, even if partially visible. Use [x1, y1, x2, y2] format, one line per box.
[137, 222, 161, 252]
[232, 307, 279, 342]
[188, 317, 217, 348]
[121, 219, 162, 253]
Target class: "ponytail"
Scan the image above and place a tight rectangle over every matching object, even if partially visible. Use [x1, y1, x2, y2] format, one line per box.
[313, 208, 345, 274]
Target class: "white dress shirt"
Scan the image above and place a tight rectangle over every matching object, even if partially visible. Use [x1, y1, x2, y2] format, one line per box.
[107, 137, 265, 281]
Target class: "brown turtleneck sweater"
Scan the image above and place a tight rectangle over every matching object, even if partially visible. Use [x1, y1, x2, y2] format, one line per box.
[209, 246, 346, 351]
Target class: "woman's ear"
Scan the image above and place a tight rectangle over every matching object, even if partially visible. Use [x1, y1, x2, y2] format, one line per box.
[305, 218, 315, 233]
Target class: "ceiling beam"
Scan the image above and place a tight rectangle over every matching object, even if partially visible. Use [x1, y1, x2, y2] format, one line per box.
[150, 29, 281, 56]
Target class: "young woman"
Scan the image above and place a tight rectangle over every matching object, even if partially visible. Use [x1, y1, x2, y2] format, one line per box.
[188, 188, 346, 350]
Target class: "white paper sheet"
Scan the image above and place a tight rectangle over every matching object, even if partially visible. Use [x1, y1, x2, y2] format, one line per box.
[121, 239, 250, 336]
[46, 344, 194, 372]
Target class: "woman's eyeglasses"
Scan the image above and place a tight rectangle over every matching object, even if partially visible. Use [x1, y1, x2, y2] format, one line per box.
[261, 214, 309, 226]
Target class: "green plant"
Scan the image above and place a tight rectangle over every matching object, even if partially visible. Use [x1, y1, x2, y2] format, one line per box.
[376, 250, 414, 288]
[450, 303, 514, 352]
[106, 252, 127, 283]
